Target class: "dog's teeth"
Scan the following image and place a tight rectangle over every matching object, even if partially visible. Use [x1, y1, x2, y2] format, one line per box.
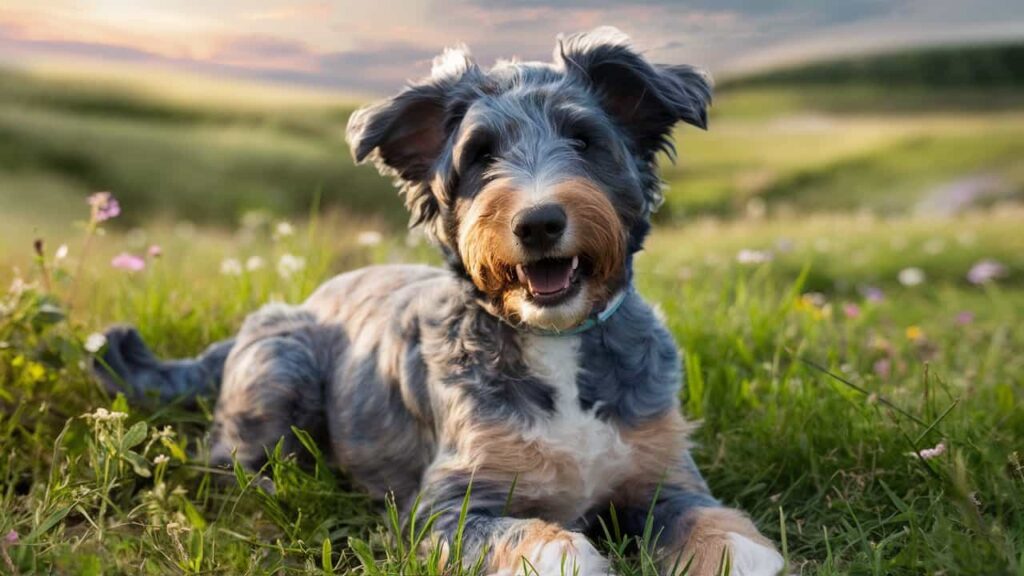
[571, 256, 579, 271]
[516, 264, 527, 285]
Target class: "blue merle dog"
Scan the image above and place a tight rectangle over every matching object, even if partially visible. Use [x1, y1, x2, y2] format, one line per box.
[96, 27, 784, 576]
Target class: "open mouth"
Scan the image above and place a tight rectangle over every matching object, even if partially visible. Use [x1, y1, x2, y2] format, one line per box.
[515, 255, 583, 306]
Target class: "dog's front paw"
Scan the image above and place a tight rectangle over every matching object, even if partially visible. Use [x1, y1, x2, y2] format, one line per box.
[491, 523, 613, 576]
[725, 532, 785, 576]
[525, 531, 612, 576]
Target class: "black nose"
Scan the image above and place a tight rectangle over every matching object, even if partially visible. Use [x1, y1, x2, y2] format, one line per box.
[512, 204, 567, 250]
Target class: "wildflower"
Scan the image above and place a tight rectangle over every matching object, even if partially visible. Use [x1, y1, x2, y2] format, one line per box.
[909, 441, 946, 460]
[277, 254, 306, 279]
[154, 454, 170, 465]
[111, 253, 146, 272]
[55, 244, 69, 261]
[165, 521, 190, 536]
[966, 259, 1007, 285]
[802, 292, 828, 308]
[898, 267, 925, 287]
[3, 530, 17, 544]
[245, 256, 265, 271]
[87, 192, 120, 222]
[862, 286, 885, 303]
[8, 277, 29, 297]
[736, 249, 772, 265]
[273, 221, 295, 240]
[220, 258, 243, 276]
[83, 407, 128, 422]
[955, 311, 975, 326]
[357, 230, 383, 247]
[147, 245, 162, 258]
[905, 325, 925, 342]
[873, 359, 891, 379]
[84, 332, 107, 354]
[156, 425, 175, 439]
[774, 238, 795, 253]
[843, 303, 861, 319]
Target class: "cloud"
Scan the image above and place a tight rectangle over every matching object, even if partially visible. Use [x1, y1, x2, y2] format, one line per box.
[1, 0, 1022, 93]
[209, 35, 318, 70]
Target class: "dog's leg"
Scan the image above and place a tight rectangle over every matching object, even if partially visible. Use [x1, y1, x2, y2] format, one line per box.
[605, 474, 784, 576]
[604, 412, 784, 576]
[418, 476, 614, 576]
[207, 304, 327, 471]
[94, 325, 234, 407]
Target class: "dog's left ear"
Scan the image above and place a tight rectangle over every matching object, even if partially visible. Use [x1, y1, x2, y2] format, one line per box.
[347, 47, 480, 228]
[347, 47, 479, 182]
[557, 27, 712, 157]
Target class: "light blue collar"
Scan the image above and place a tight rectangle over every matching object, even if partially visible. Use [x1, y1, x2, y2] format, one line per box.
[526, 288, 629, 337]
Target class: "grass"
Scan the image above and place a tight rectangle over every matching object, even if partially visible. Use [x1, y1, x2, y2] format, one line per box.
[1, 57, 1023, 574]
[1, 203, 1022, 574]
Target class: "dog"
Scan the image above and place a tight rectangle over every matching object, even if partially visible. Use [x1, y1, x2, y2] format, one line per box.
[95, 27, 785, 576]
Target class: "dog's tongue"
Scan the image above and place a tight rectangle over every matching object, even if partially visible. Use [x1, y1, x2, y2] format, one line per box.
[522, 258, 573, 295]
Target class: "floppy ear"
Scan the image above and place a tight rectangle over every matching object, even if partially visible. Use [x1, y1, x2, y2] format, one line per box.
[346, 47, 479, 226]
[557, 27, 712, 157]
[346, 47, 478, 181]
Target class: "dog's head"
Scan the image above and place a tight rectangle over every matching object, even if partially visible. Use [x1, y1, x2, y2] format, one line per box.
[347, 27, 711, 331]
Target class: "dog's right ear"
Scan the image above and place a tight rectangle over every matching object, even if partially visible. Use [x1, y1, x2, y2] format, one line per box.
[346, 46, 478, 183]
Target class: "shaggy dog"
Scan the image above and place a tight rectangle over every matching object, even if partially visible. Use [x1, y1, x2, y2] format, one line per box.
[97, 27, 785, 576]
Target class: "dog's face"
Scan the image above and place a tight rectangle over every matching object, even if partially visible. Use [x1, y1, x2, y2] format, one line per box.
[348, 27, 710, 331]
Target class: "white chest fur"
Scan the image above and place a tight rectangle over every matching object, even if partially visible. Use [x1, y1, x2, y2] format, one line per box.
[521, 335, 633, 518]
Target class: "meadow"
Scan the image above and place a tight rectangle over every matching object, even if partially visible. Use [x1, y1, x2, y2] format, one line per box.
[1, 48, 1023, 575]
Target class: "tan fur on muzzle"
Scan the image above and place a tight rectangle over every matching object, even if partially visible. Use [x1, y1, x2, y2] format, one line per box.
[457, 177, 626, 319]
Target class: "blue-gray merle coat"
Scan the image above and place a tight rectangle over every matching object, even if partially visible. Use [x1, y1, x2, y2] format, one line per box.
[97, 27, 784, 576]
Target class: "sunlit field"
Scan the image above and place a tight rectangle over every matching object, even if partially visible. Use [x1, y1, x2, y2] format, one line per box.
[1, 47, 1023, 575]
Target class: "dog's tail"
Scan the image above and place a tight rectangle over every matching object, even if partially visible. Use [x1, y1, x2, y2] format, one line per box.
[92, 326, 234, 408]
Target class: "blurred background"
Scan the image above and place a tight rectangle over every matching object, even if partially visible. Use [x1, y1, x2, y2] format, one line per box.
[1, 1, 1023, 281]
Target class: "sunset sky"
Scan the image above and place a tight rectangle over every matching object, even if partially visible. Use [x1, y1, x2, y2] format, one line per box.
[2, 1, 1023, 93]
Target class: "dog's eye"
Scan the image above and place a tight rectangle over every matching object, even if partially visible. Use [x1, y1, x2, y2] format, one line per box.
[467, 141, 495, 168]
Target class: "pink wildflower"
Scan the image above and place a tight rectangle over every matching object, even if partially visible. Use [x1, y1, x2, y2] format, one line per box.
[966, 259, 1007, 285]
[3, 530, 16, 544]
[873, 358, 891, 379]
[910, 441, 946, 461]
[88, 192, 121, 222]
[843, 303, 861, 319]
[111, 253, 146, 272]
[147, 245, 162, 258]
[955, 311, 975, 326]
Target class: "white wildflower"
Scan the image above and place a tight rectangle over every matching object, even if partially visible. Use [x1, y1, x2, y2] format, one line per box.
[357, 230, 383, 247]
[273, 221, 295, 240]
[736, 249, 772, 265]
[55, 244, 69, 261]
[898, 267, 925, 287]
[153, 454, 170, 465]
[84, 332, 107, 354]
[277, 254, 306, 279]
[245, 256, 265, 271]
[8, 277, 30, 296]
[83, 407, 128, 422]
[220, 258, 243, 276]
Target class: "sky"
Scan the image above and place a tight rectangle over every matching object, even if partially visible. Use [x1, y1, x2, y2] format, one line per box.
[2, 1, 1023, 94]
